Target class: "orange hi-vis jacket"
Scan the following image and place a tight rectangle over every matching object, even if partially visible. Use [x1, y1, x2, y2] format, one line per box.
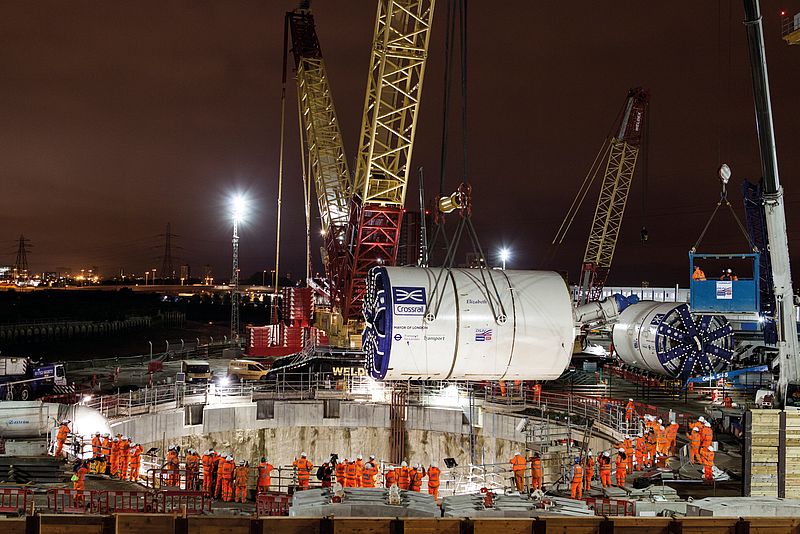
[510, 454, 526, 471]
[258, 462, 274, 486]
[345, 461, 357, 486]
[101, 437, 111, 456]
[362, 465, 378, 487]
[294, 458, 313, 479]
[397, 466, 410, 489]
[335, 462, 346, 482]
[427, 466, 441, 488]
[572, 464, 583, 484]
[235, 466, 249, 487]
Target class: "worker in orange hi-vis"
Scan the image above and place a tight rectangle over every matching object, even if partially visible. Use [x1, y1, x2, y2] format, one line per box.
[625, 399, 636, 423]
[570, 457, 583, 499]
[634, 433, 646, 469]
[257, 457, 273, 494]
[361, 461, 378, 488]
[692, 265, 706, 281]
[119, 436, 130, 481]
[185, 448, 200, 490]
[355, 455, 364, 487]
[510, 451, 527, 493]
[200, 450, 213, 494]
[530, 452, 543, 491]
[55, 420, 71, 457]
[646, 429, 657, 468]
[293, 452, 313, 491]
[532, 382, 542, 403]
[427, 463, 441, 499]
[234, 460, 249, 503]
[397, 461, 410, 490]
[221, 455, 235, 502]
[109, 437, 120, 476]
[623, 436, 634, 473]
[701, 421, 714, 450]
[91, 432, 102, 458]
[615, 448, 627, 487]
[656, 426, 669, 457]
[667, 422, 679, 455]
[72, 460, 89, 506]
[409, 464, 425, 492]
[688, 427, 702, 464]
[345, 458, 357, 487]
[128, 442, 142, 482]
[335, 458, 346, 486]
[584, 449, 595, 491]
[384, 466, 396, 488]
[701, 446, 715, 481]
[165, 445, 180, 487]
[499, 380, 507, 397]
[599, 451, 612, 488]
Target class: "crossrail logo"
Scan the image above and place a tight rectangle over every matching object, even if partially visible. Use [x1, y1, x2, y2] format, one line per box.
[475, 328, 493, 342]
[392, 287, 426, 316]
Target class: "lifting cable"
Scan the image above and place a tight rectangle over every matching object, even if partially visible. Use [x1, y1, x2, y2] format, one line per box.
[691, 179, 756, 253]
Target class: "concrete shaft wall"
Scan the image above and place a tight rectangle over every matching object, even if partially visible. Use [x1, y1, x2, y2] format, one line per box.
[112, 401, 613, 473]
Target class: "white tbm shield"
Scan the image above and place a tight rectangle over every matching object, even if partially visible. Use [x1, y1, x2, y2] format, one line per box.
[363, 267, 575, 380]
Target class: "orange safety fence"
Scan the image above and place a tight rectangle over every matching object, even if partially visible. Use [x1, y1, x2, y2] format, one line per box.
[95, 490, 154, 513]
[583, 497, 635, 516]
[0, 488, 33, 514]
[46, 488, 94, 514]
[256, 492, 292, 516]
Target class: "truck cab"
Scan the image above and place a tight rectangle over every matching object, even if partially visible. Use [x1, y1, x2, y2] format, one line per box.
[180, 360, 211, 383]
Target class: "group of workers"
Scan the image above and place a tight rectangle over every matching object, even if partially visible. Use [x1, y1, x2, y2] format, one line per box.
[688, 416, 716, 480]
[692, 266, 738, 281]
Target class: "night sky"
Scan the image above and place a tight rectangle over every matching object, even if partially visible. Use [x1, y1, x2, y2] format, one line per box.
[1, 1, 799, 287]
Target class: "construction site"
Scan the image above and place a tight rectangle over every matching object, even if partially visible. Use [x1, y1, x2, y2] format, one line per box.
[2, 1, 800, 533]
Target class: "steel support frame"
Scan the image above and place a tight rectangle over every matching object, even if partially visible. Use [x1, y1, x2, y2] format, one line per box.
[345, 204, 404, 319]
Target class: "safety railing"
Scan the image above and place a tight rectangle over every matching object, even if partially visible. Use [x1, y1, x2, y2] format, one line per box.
[46, 488, 93, 514]
[45, 488, 208, 514]
[0, 488, 33, 514]
[583, 496, 635, 516]
[155, 490, 211, 514]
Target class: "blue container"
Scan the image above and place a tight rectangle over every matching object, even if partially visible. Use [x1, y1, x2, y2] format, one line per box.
[689, 252, 760, 313]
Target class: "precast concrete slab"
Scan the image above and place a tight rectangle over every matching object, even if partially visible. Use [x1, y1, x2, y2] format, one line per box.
[687, 497, 800, 517]
[441, 492, 594, 517]
[289, 487, 438, 517]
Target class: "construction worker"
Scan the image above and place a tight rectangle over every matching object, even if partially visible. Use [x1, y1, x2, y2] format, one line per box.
[109, 437, 120, 477]
[293, 452, 313, 491]
[584, 449, 594, 491]
[723, 395, 733, 408]
[234, 460, 249, 502]
[615, 448, 627, 488]
[720, 268, 738, 281]
[335, 458, 347, 485]
[625, 399, 636, 422]
[635, 433, 646, 469]
[397, 461, 410, 490]
[257, 457, 273, 494]
[119, 436, 130, 481]
[668, 422, 679, 455]
[692, 265, 706, 281]
[656, 426, 668, 457]
[510, 451, 526, 493]
[355, 455, 364, 487]
[532, 383, 542, 403]
[570, 457, 583, 499]
[427, 462, 441, 499]
[362, 462, 378, 488]
[91, 432, 102, 458]
[646, 429, 657, 467]
[185, 448, 200, 490]
[215, 452, 229, 498]
[384, 465, 396, 488]
[688, 427, 702, 464]
[93, 454, 107, 476]
[599, 451, 612, 488]
[409, 464, 425, 492]
[623, 436, 634, 473]
[101, 433, 111, 459]
[701, 446, 715, 481]
[221, 455, 234, 502]
[200, 450, 213, 494]
[345, 458, 357, 487]
[530, 452, 543, 491]
[55, 420, 70, 457]
[128, 442, 142, 481]
[701, 421, 714, 450]
[72, 460, 89, 506]
[165, 445, 180, 487]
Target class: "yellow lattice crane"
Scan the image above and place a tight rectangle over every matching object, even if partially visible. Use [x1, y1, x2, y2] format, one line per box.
[553, 88, 649, 304]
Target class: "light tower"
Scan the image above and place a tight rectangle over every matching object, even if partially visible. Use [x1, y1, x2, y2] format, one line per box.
[230, 195, 247, 344]
[499, 248, 510, 270]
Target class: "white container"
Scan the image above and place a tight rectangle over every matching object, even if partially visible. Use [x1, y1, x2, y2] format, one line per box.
[611, 301, 734, 378]
[362, 267, 575, 380]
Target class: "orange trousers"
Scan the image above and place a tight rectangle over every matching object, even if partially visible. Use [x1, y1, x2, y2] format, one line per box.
[235, 484, 247, 502]
[222, 479, 233, 502]
[531, 475, 542, 491]
[570, 481, 583, 499]
[584, 471, 592, 491]
[690, 446, 701, 464]
[56, 439, 66, 457]
[703, 465, 713, 481]
[600, 470, 611, 487]
[513, 471, 525, 492]
[616, 470, 626, 487]
[428, 486, 439, 500]
[257, 483, 269, 494]
[129, 462, 140, 481]
[298, 476, 310, 490]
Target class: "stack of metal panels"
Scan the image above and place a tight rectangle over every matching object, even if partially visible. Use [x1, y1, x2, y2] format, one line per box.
[289, 488, 438, 517]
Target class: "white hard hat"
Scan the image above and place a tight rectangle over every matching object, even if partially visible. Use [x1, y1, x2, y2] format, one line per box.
[401, 461, 408, 467]
[660, 426, 665, 430]
[658, 419, 662, 424]
[227, 455, 233, 460]
[431, 462, 438, 468]
[301, 452, 307, 457]
[637, 432, 643, 437]
[629, 398, 633, 402]
[413, 463, 419, 469]
[699, 416, 705, 422]
[603, 452, 610, 457]
[357, 454, 363, 460]
[239, 460, 245, 466]
[103, 433, 110, 437]
[705, 422, 711, 427]
[693, 427, 699, 432]
[513, 451, 520, 456]
[369, 455, 375, 460]
[618, 448, 624, 452]
[708, 446, 714, 451]
[365, 462, 372, 469]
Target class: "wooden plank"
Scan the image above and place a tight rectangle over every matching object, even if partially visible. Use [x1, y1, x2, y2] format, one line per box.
[0, 518, 25, 534]
[39, 514, 105, 534]
[747, 517, 800, 534]
[263, 518, 321, 534]
[473, 519, 533, 534]
[542, 517, 602, 534]
[186, 517, 251, 534]
[679, 517, 738, 534]
[612, 517, 671, 534]
[333, 518, 393, 534]
[404, 519, 462, 534]
[116, 514, 175, 534]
